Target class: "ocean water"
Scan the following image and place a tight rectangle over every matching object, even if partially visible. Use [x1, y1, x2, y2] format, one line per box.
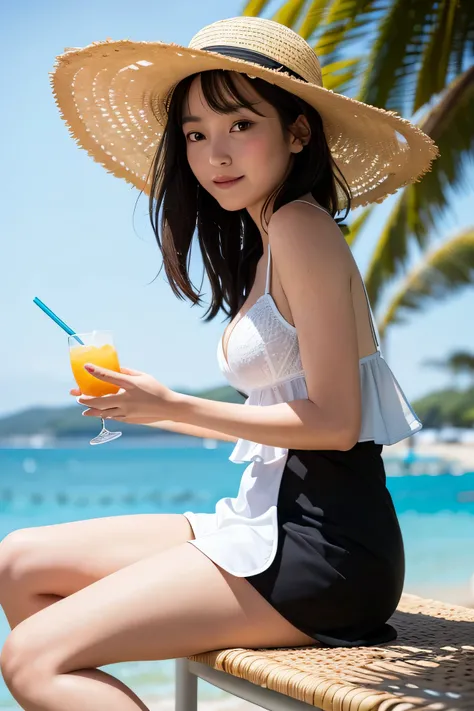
[0, 440, 473, 708]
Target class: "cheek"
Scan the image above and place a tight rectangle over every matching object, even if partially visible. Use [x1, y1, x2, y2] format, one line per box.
[243, 135, 289, 176]
[186, 145, 201, 177]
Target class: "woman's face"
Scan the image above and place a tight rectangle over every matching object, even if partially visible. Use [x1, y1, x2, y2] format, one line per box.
[181, 73, 306, 213]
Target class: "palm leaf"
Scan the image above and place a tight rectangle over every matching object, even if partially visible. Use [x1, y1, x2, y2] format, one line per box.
[413, 0, 459, 113]
[314, 0, 383, 59]
[345, 204, 375, 247]
[313, 0, 473, 113]
[364, 65, 474, 308]
[271, 0, 309, 26]
[450, 1, 474, 75]
[421, 351, 474, 375]
[298, 0, 338, 40]
[357, 0, 436, 113]
[242, 0, 273, 15]
[377, 229, 474, 339]
[321, 57, 361, 91]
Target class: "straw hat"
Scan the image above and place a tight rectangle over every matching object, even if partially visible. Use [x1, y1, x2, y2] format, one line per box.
[50, 16, 439, 209]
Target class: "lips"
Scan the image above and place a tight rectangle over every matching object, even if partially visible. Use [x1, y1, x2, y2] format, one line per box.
[212, 176, 244, 187]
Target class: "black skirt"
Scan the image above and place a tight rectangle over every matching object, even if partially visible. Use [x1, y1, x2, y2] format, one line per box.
[244, 441, 405, 647]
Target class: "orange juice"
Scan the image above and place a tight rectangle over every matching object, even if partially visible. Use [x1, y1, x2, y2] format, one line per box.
[70, 343, 121, 396]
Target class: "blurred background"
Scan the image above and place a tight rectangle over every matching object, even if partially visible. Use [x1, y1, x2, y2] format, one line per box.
[1, 0, 474, 709]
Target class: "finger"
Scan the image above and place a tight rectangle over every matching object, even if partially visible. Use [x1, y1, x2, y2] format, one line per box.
[83, 364, 132, 388]
[76, 395, 98, 405]
[77, 394, 119, 408]
[120, 367, 142, 376]
[70, 388, 82, 396]
[82, 408, 124, 418]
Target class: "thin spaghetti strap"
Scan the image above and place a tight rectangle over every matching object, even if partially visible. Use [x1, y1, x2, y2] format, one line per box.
[361, 279, 381, 352]
[292, 199, 331, 216]
[265, 244, 272, 294]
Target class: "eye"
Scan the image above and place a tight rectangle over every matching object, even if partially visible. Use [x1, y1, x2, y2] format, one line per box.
[186, 131, 204, 143]
[231, 120, 253, 132]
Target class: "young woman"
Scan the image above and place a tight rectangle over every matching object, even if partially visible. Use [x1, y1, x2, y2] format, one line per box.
[0, 16, 438, 711]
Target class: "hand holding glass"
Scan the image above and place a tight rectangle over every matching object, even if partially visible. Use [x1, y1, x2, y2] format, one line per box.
[68, 330, 123, 445]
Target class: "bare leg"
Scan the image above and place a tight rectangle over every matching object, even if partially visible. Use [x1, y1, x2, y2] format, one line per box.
[0, 513, 194, 628]
[0, 542, 314, 710]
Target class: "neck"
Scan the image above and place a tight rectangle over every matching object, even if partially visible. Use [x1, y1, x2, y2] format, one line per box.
[245, 193, 278, 247]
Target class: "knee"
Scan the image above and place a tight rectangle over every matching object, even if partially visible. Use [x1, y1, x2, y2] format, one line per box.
[0, 529, 41, 593]
[0, 624, 53, 700]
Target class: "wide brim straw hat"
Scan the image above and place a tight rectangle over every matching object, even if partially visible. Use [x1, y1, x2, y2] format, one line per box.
[50, 16, 439, 209]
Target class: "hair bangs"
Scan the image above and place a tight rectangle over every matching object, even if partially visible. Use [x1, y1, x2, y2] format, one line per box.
[196, 70, 266, 117]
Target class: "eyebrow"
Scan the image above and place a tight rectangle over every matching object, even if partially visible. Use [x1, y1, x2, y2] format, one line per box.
[181, 115, 202, 125]
[181, 106, 254, 125]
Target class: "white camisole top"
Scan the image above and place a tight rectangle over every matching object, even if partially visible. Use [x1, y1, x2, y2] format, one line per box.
[183, 200, 422, 578]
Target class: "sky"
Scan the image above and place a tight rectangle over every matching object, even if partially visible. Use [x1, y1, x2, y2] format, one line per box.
[0, 0, 473, 418]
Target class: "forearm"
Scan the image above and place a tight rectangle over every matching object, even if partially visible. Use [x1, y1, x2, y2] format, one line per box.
[171, 395, 357, 451]
[143, 419, 237, 443]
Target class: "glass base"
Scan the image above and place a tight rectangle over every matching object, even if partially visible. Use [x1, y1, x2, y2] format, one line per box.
[90, 426, 123, 446]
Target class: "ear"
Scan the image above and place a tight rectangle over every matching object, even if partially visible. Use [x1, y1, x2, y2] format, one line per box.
[289, 114, 311, 154]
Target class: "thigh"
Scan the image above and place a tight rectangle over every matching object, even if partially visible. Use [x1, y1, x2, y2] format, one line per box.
[0, 513, 194, 596]
[1, 541, 314, 680]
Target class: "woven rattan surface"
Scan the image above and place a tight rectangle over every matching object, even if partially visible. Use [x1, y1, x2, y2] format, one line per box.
[189, 593, 474, 711]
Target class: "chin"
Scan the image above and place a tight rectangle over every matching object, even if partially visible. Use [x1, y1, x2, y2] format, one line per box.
[211, 193, 250, 212]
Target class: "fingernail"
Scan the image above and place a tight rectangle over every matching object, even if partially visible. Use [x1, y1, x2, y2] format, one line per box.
[84, 364, 95, 373]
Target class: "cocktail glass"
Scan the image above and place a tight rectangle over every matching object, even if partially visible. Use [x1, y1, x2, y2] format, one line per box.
[68, 330, 123, 445]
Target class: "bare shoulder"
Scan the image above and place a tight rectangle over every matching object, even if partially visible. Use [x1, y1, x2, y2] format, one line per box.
[268, 200, 353, 275]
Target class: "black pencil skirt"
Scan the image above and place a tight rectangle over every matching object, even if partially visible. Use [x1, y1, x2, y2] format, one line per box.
[244, 441, 405, 647]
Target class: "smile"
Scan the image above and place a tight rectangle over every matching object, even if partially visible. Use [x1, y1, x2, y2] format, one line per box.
[213, 176, 244, 188]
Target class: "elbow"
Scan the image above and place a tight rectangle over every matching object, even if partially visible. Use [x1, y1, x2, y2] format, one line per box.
[338, 432, 359, 451]
[305, 402, 360, 451]
[338, 422, 361, 451]
[333, 415, 361, 451]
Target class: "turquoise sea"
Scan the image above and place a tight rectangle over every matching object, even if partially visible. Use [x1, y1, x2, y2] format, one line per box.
[1, 439, 474, 708]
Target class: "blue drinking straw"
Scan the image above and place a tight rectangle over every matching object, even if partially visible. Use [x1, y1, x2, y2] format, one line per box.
[33, 297, 85, 345]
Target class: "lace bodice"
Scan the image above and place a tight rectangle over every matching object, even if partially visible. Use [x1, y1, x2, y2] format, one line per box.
[218, 292, 304, 393]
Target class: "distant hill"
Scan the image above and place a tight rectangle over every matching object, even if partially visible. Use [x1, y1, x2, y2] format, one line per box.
[0, 385, 246, 439]
[411, 387, 474, 428]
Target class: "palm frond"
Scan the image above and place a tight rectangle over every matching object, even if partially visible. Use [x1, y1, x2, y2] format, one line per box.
[377, 229, 474, 339]
[413, 0, 458, 112]
[355, 0, 474, 112]
[298, 0, 336, 40]
[357, 0, 436, 113]
[242, 0, 273, 15]
[451, 1, 474, 75]
[313, 0, 383, 58]
[345, 204, 375, 247]
[364, 65, 474, 308]
[421, 351, 474, 374]
[272, 0, 309, 27]
[321, 57, 361, 92]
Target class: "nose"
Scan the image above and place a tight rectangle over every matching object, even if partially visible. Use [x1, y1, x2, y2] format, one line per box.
[208, 137, 232, 167]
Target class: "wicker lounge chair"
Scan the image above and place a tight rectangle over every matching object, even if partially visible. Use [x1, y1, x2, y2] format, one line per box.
[175, 593, 474, 710]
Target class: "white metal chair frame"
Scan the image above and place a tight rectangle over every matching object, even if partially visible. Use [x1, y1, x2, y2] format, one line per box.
[175, 658, 323, 711]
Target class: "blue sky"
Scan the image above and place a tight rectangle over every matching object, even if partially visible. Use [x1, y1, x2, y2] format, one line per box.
[0, 0, 473, 418]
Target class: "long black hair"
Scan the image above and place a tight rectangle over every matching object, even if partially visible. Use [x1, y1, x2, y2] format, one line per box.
[148, 69, 351, 323]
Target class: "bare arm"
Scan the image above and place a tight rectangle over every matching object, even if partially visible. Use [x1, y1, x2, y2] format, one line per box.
[170, 203, 362, 452]
[140, 418, 237, 442]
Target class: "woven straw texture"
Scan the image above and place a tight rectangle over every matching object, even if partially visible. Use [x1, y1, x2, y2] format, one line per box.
[189, 593, 474, 710]
[49, 17, 439, 210]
